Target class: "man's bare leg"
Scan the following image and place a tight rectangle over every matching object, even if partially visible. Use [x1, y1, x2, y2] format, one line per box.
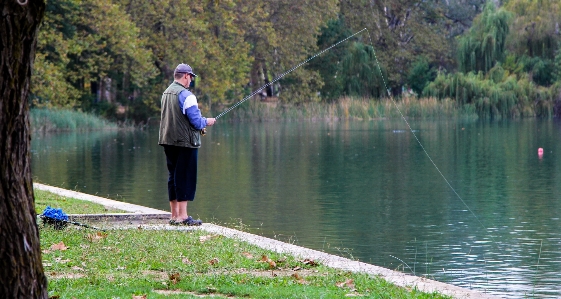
[177, 201, 188, 220]
[170, 200, 178, 221]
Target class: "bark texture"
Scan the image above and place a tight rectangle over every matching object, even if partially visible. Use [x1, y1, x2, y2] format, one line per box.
[0, 0, 47, 298]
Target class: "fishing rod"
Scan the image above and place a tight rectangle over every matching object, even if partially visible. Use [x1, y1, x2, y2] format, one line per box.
[40, 215, 106, 231]
[214, 28, 368, 120]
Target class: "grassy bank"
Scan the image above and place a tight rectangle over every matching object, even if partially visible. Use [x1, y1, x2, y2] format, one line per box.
[221, 96, 477, 121]
[36, 190, 449, 298]
[34, 189, 125, 215]
[30, 108, 119, 132]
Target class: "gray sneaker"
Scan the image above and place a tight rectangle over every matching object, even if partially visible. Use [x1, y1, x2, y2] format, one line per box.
[178, 216, 202, 226]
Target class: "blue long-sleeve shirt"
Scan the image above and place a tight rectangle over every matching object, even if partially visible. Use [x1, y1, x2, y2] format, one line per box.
[178, 89, 207, 130]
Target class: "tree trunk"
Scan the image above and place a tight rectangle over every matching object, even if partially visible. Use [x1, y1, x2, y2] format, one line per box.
[0, 0, 48, 298]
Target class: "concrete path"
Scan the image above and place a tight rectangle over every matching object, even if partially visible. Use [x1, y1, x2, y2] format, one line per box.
[34, 183, 502, 299]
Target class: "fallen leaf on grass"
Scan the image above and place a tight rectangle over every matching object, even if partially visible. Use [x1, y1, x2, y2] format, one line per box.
[268, 260, 276, 268]
[181, 258, 192, 265]
[50, 242, 68, 251]
[241, 252, 253, 259]
[169, 272, 181, 284]
[335, 279, 355, 289]
[291, 273, 308, 285]
[260, 255, 276, 268]
[300, 258, 318, 266]
[86, 232, 107, 242]
[132, 295, 147, 299]
[209, 258, 219, 265]
[48, 295, 60, 299]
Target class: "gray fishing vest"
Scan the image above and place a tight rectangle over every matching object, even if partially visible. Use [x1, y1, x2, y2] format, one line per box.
[158, 81, 201, 148]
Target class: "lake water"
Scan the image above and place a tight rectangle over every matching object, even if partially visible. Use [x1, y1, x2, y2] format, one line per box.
[31, 119, 561, 298]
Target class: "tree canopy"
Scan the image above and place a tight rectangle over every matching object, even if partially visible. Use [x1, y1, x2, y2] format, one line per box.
[32, 0, 561, 120]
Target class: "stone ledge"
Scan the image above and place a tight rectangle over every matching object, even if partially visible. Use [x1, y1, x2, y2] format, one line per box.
[34, 183, 170, 215]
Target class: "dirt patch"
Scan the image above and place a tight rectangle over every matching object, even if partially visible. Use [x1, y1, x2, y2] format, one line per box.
[226, 268, 321, 278]
[47, 272, 86, 279]
[153, 290, 229, 297]
[141, 270, 169, 281]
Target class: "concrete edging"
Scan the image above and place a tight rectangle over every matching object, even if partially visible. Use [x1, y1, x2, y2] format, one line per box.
[34, 183, 500, 299]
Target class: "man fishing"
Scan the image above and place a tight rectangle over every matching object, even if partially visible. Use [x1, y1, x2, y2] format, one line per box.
[158, 63, 216, 226]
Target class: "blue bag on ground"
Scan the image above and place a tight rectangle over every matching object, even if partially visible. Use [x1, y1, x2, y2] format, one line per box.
[41, 206, 69, 229]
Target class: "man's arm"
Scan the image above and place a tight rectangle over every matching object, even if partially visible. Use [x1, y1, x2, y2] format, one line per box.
[178, 90, 207, 130]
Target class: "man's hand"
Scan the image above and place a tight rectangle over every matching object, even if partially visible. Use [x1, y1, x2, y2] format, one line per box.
[206, 118, 216, 126]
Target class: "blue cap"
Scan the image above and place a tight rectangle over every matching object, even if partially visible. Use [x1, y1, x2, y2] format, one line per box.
[175, 63, 197, 77]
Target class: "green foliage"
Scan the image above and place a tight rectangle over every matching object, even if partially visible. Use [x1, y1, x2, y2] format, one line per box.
[504, 0, 561, 59]
[309, 17, 387, 101]
[554, 46, 561, 82]
[440, 0, 488, 38]
[407, 56, 437, 95]
[264, 0, 339, 103]
[518, 55, 555, 86]
[457, 2, 513, 74]
[308, 17, 352, 101]
[339, 0, 453, 93]
[340, 42, 385, 98]
[32, 0, 157, 109]
[423, 67, 557, 118]
[31, 0, 561, 121]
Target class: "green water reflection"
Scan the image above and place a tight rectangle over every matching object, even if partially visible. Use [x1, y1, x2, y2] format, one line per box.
[32, 119, 561, 298]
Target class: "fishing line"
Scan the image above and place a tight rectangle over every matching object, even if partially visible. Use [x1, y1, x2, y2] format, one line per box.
[214, 24, 491, 238]
[362, 27, 495, 241]
[215, 28, 369, 120]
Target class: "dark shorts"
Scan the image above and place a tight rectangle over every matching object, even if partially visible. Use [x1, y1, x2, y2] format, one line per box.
[163, 145, 198, 202]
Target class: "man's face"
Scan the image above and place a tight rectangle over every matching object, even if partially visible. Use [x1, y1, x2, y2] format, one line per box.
[186, 74, 195, 88]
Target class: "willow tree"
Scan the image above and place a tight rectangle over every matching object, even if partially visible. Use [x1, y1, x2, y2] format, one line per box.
[339, 0, 453, 94]
[457, 2, 512, 74]
[341, 42, 386, 98]
[504, 0, 561, 59]
[1, 0, 48, 297]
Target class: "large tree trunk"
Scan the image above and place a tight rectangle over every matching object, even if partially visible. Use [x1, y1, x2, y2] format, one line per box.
[0, 0, 47, 298]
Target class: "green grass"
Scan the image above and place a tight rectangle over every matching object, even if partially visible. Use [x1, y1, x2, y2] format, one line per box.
[34, 189, 125, 215]
[30, 108, 119, 132]
[36, 189, 450, 298]
[40, 227, 449, 299]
